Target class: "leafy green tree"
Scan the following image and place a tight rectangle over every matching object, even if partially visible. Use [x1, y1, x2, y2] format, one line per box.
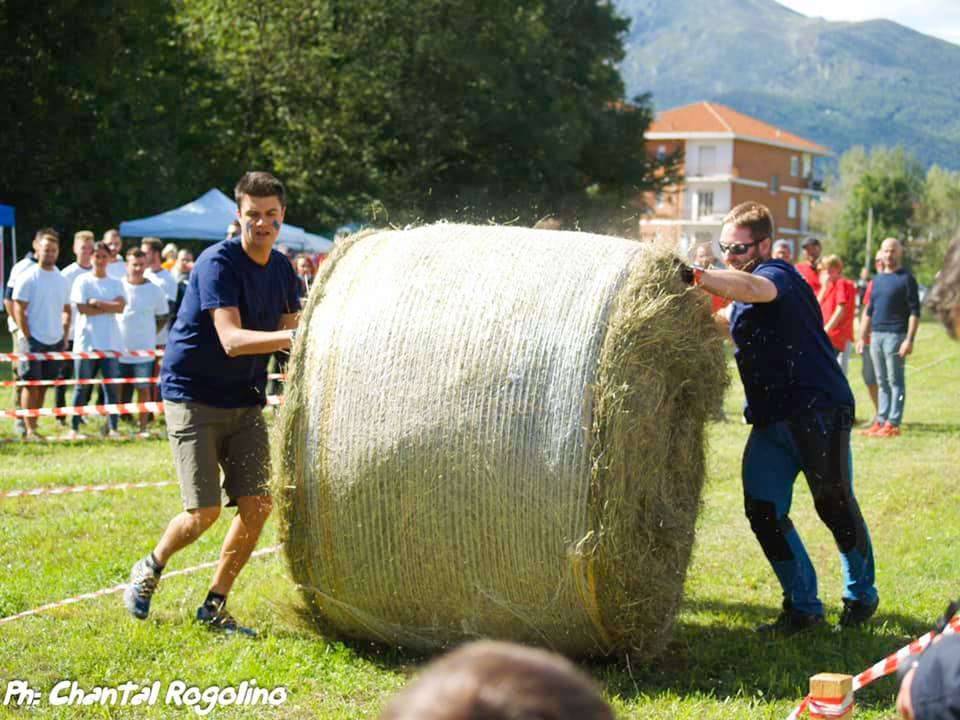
[914, 166, 960, 283]
[0, 0, 223, 239]
[829, 146, 925, 272]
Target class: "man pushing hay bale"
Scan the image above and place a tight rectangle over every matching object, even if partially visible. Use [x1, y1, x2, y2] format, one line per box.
[273, 223, 727, 659]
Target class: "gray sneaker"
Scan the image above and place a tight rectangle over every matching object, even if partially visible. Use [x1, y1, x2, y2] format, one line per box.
[196, 602, 257, 637]
[124, 556, 161, 619]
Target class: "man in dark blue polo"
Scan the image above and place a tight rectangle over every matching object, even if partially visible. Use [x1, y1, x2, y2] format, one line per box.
[681, 201, 878, 634]
[123, 171, 300, 635]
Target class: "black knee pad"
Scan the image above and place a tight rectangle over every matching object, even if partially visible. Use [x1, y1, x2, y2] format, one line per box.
[744, 497, 795, 562]
[810, 484, 866, 555]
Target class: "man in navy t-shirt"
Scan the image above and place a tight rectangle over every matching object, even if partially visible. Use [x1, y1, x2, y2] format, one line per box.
[124, 171, 300, 636]
[681, 201, 878, 635]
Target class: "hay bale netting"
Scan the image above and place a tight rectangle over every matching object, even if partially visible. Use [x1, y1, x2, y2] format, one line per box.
[274, 223, 728, 659]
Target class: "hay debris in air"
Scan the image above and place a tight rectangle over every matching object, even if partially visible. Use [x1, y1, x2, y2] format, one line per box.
[273, 223, 728, 659]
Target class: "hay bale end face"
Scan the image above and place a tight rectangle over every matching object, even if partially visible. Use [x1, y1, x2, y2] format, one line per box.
[273, 223, 727, 659]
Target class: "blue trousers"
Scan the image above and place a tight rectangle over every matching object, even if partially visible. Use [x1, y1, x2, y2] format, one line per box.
[72, 358, 120, 431]
[742, 407, 877, 616]
[870, 331, 907, 427]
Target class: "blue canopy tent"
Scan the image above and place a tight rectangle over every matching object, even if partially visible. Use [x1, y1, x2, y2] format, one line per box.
[119, 189, 333, 254]
[0, 204, 15, 289]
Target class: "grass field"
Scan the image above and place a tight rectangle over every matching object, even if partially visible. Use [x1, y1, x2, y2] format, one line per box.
[0, 319, 958, 718]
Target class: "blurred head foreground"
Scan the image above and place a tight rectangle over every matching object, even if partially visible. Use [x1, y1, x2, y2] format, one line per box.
[379, 641, 614, 720]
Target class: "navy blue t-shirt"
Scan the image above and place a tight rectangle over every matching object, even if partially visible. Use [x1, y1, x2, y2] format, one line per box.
[161, 239, 299, 408]
[866, 268, 920, 333]
[729, 259, 855, 426]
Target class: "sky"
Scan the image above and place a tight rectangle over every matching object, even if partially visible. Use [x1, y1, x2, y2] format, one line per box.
[776, 0, 960, 45]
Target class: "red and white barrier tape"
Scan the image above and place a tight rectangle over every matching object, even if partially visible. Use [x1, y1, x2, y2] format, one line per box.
[785, 613, 960, 719]
[1, 376, 160, 388]
[1, 373, 285, 388]
[0, 545, 280, 626]
[1, 349, 163, 362]
[2, 395, 282, 418]
[1, 480, 175, 501]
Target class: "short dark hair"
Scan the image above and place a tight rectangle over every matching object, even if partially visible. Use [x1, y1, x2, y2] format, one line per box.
[34, 227, 60, 245]
[234, 171, 285, 208]
[927, 233, 960, 339]
[93, 241, 111, 255]
[141, 237, 163, 254]
[379, 641, 614, 720]
[723, 202, 774, 245]
[125, 248, 146, 261]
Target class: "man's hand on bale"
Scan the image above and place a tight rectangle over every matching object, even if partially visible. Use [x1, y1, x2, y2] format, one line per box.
[676, 261, 705, 287]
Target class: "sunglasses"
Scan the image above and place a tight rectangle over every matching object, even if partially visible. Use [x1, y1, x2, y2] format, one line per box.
[719, 239, 760, 255]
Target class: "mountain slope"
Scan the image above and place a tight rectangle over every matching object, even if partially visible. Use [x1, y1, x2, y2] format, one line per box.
[615, 0, 960, 168]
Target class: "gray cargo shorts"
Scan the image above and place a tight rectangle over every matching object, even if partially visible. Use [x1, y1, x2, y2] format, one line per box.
[164, 400, 270, 510]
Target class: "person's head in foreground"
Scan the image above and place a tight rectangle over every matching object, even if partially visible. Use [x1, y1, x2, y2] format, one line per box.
[927, 234, 960, 340]
[880, 236, 904, 272]
[772, 239, 793, 262]
[898, 633, 960, 719]
[718, 202, 774, 273]
[378, 641, 614, 720]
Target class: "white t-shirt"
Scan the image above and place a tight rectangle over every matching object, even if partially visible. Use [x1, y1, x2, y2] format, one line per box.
[145, 267, 177, 345]
[61, 262, 92, 341]
[71, 274, 125, 351]
[5, 256, 36, 335]
[107, 259, 127, 280]
[120, 279, 168, 364]
[11, 266, 71, 345]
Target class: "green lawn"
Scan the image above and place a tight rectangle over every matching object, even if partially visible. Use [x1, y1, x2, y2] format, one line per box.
[0, 319, 957, 718]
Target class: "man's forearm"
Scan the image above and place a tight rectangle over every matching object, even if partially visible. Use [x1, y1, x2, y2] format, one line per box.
[859, 313, 872, 343]
[907, 314, 919, 343]
[12, 301, 29, 338]
[698, 268, 777, 304]
[824, 305, 845, 333]
[219, 327, 292, 358]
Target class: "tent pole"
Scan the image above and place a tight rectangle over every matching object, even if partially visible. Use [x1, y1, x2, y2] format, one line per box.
[11, 225, 16, 269]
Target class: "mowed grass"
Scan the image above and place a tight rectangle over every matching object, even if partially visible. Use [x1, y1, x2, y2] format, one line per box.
[0, 319, 958, 718]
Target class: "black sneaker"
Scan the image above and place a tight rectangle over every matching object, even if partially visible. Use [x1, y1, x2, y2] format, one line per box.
[196, 602, 257, 637]
[755, 606, 825, 636]
[838, 596, 879, 629]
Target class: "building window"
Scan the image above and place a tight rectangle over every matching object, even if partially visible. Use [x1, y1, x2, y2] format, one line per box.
[697, 191, 714, 219]
[656, 192, 664, 208]
[788, 197, 797, 219]
[771, 174, 779, 194]
[657, 145, 667, 161]
[790, 156, 800, 177]
[803, 154, 812, 178]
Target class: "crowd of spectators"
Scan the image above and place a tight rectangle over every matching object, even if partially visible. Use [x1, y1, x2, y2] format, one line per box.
[4, 225, 324, 440]
[693, 231, 921, 435]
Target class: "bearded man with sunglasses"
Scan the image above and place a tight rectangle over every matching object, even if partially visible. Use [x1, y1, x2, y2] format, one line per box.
[680, 201, 879, 635]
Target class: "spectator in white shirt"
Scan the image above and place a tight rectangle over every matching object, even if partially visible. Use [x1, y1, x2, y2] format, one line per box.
[104, 228, 127, 280]
[120, 248, 168, 436]
[11, 231, 71, 440]
[57, 230, 94, 417]
[3, 230, 40, 436]
[70, 241, 126, 439]
[141, 237, 177, 403]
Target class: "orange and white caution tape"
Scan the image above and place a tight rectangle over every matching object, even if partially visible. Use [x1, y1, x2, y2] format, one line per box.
[0, 546, 280, 626]
[0, 376, 160, 388]
[785, 612, 960, 719]
[2, 395, 283, 418]
[0, 480, 175, 501]
[1, 349, 163, 362]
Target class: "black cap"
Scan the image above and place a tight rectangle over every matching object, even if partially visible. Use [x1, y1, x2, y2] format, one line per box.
[908, 634, 960, 719]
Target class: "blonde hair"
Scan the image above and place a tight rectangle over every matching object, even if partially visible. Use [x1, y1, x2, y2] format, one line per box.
[822, 254, 843, 270]
[73, 230, 94, 244]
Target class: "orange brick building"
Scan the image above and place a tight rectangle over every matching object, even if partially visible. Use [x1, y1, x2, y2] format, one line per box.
[639, 101, 832, 256]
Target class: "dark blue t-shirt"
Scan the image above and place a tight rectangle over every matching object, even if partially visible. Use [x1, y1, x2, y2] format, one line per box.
[729, 259, 855, 426]
[161, 239, 299, 408]
[866, 268, 920, 333]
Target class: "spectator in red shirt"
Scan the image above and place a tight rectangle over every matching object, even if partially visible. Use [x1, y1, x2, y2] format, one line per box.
[692, 242, 730, 313]
[796, 236, 822, 295]
[818, 254, 856, 374]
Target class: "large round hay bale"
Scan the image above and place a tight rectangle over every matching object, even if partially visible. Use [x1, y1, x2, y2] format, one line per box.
[274, 223, 727, 659]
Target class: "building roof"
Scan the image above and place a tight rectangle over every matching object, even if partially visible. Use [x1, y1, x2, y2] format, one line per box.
[647, 101, 832, 156]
